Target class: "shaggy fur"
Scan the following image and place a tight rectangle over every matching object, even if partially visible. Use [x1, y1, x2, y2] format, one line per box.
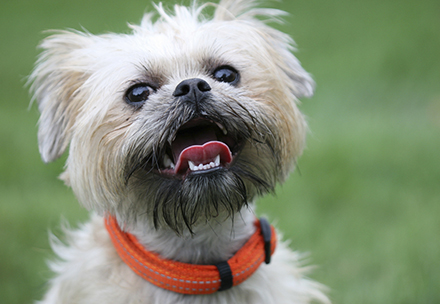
[30, 0, 330, 303]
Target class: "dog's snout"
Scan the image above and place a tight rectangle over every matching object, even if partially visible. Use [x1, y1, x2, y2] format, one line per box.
[173, 78, 211, 98]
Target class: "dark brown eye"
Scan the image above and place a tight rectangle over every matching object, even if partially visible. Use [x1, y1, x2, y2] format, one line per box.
[213, 66, 239, 85]
[125, 83, 154, 106]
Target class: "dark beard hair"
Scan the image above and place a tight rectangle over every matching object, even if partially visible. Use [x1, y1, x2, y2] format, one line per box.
[126, 161, 273, 235]
[154, 168, 248, 234]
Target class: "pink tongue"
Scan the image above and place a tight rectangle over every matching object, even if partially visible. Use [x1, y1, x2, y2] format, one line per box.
[174, 141, 232, 174]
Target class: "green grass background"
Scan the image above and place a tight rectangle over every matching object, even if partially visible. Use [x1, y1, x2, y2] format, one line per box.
[1, 0, 439, 303]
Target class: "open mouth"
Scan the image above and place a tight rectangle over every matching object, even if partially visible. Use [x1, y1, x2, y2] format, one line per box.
[159, 118, 240, 177]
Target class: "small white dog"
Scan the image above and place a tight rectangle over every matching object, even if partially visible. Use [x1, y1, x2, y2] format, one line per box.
[30, 0, 329, 303]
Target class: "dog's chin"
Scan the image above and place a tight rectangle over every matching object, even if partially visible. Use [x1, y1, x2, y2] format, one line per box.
[161, 167, 249, 233]
[125, 140, 277, 234]
[127, 166, 248, 234]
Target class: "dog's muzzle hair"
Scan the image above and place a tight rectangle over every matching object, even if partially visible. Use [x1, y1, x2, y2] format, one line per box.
[123, 77, 280, 234]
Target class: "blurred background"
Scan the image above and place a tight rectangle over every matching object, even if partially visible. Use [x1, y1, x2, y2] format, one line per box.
[1, 0, 439, 303]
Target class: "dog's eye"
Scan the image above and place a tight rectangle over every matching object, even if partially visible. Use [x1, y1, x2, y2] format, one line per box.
[125, 83, 154, 106]
[213, 66, 239, 85]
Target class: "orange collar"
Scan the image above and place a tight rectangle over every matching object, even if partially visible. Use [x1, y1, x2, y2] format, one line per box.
[105, 216, 277, 295]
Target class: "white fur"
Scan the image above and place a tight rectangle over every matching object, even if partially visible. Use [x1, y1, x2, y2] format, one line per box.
[40, 208, 329, 304]
[31, 0, 329, 303]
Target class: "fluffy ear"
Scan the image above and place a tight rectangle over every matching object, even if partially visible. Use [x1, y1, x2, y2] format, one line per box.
[266, 28, 315, 99]
[30, 31, 93, 162]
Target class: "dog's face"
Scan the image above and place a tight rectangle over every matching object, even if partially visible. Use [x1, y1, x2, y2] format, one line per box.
[30, 0, 313, 233]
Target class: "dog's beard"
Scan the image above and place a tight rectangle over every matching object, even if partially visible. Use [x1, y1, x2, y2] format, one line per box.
[129, 168, 245, 234]
[127, 154, 276, 234]
[122, 97, 280, 234]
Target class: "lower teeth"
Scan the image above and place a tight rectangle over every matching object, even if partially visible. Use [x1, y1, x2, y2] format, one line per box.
[189, 155, 221, 171]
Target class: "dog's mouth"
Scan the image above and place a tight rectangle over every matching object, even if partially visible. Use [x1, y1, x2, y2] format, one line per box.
[159, 118, 241, 177]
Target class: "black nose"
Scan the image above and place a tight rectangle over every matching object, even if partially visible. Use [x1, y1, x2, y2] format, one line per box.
[173, 78, 211, 98]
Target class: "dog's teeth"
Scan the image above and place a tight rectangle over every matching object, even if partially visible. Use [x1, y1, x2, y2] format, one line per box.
[188, 157, 222, 172]
[215, 122, 228, 135]
[163, 155, 175, 169]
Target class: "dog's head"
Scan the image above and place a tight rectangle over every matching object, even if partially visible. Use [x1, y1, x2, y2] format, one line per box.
[30, 0, 313, 233]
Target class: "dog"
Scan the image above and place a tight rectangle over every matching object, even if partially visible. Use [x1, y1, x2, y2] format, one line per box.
[30, 0, 330, 303]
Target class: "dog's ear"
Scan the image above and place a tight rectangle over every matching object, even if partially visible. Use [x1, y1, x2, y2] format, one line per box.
[215, 0, 314, 100]
[264, 29, 315, 99]
[30, 31, 93, 163]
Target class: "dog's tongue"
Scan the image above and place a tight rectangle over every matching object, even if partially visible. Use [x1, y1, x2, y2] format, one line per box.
[173, 129, 232, 174]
